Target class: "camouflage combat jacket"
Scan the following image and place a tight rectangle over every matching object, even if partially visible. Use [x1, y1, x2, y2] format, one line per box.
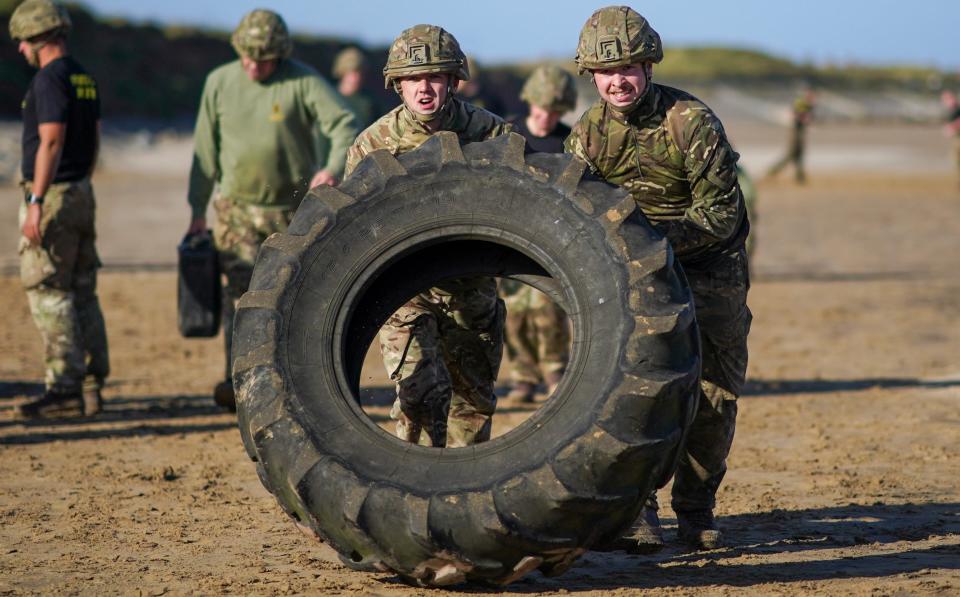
[565, 84, 747, 262]
[345, 97, 512, 176]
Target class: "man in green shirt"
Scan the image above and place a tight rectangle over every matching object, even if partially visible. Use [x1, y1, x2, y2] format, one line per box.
[185, 9, 358, 409]
[332, 46, 378, 131]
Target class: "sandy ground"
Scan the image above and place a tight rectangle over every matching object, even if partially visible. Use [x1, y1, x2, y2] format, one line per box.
[1, 122, 959, 595]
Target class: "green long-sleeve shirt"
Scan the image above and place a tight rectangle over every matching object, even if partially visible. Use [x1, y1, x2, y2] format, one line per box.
[188, 58, 358, 218]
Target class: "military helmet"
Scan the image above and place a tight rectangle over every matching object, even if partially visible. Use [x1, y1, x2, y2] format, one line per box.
[574, 5, 663, 74]
[8, 0, 71, 41]
[521, 65, 578, 113]
[382, 24, 469, 89]
[231, 9, 292, 61]
[333, 47, 366, 78]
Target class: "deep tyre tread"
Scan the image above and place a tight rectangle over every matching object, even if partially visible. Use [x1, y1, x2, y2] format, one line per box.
[233, 132, 700, 586]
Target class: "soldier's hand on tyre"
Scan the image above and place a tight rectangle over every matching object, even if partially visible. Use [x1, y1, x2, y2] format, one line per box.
[22, 203, 42, 245]
[309, 170, 337, 188]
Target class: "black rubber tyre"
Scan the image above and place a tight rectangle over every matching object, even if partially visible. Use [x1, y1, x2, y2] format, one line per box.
[232, 132, 700, 587]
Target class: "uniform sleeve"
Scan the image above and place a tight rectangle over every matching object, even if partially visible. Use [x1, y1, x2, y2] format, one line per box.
[655, 113, 743, 255]
[304, 75, 359, 179]
[344, 139, 367, 178]
[563, 123, 600, 173]
[33, 71, 71, 124]
[187, 74, 220, 220]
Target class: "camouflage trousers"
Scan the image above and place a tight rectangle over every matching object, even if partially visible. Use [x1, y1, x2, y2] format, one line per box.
[669, 247, 752, 513]
[18, 179, 109, 394]
[213, 196, 294, 380]
[380, 277, 505, 448]
[767, 129, 806, 183]
[501, 282, 569, 385]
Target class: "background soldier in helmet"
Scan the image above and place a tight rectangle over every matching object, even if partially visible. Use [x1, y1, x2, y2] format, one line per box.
[346, 24, 512, 448]
[332, 46, 378, 131]
[566, 5, 752, 551]
[942, 89, 960, 187]
[456, 56, 507, 117]
[185, 9, 358, 409]
[501, 64, 576, 403]
[10, 0, 109, 419]
[767, 88, 816, 184]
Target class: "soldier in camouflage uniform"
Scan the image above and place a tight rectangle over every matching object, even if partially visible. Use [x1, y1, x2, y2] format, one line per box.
[942, 90, 960, 187]
[501, 65, 577, 402]
[332, 47, 378, 131]
[345, 24, 512, 448]
[565, 6, 751, 551]
[767, 89, 815, 184]
[11, 0, 109, 419]
[186, 9, 358, 409]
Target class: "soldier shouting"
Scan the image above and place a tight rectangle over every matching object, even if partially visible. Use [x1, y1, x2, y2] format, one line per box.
[346, 24, 512, 448]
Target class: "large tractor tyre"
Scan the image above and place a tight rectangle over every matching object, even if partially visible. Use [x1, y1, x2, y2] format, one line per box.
[232, 132, 700, 587]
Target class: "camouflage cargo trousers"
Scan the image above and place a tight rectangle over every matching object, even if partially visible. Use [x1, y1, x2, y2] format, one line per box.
[213, 196, 294, 380]
[18, 179, 109, 394]
[670, 247, 752, 513]
[380, 277, 505, 448]
[767, 128, 806, 183]
[501, 282, 569, 386]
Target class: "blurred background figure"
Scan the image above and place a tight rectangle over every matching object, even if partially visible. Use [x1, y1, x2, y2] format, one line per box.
[510, 64, 577, 152]
[737, 164, 758, 268]
[767, 88, 816, 184]
[10, 0, 109, 419]
[185, 9, 357, 410]
[942, 90, 960, 188]
[501, 64, 577, 404]
[457, 56, 507, 116]
[332, 46, 377, 131]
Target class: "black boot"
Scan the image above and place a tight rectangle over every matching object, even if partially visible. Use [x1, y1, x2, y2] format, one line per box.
[676, 509, 723, 550]
[214, 380, 236, 412]
[16, 390, 83, 420]
[597, 494, 665, 554]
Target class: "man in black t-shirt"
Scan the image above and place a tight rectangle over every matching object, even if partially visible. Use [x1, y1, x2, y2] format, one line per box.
[10, 0, 109, 419]
[501, 65, 579, 403]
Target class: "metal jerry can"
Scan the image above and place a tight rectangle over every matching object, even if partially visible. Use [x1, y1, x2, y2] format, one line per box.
[177, 232, 221, 338]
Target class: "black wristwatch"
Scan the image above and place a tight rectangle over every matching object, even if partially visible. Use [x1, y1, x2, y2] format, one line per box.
[27, 193, 44, 206]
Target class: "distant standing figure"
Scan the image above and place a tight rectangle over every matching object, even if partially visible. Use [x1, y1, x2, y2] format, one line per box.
[942, 90, 960, 187]
[186, 9, 358, 410]
[10, 0, 109, 419]
[501, 65, 578, 403]
[333, 47, 378, 131]
[767, 89, 815, 184]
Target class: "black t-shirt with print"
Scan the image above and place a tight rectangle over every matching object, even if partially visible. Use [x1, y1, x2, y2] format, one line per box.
[21, 56, 100, 183]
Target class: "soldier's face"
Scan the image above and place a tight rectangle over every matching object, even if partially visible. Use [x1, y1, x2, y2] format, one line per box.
[592, 64, 649, 108]
[398, 73, 450, 115]
[528, 104, 563, 136]
[241, 56, 279, 82]
[18, 40, 40, 68]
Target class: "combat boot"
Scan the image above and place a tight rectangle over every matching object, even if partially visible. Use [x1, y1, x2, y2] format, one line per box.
[676, 509, 723, 550]
[214, 380, 236, 412]
[82, 378, 103, 416]
[597, 494, 664, 554]
[505, 381, 535, 404]
[16, 390, 83, 420]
